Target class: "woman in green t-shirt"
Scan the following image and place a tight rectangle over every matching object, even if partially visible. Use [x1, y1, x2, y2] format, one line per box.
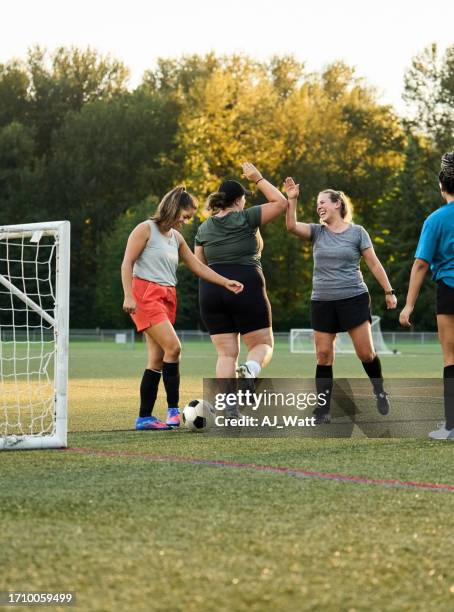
[195, 162, 288, 380]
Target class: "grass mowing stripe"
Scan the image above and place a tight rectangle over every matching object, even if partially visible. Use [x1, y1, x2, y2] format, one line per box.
[63, 447, 454, 493]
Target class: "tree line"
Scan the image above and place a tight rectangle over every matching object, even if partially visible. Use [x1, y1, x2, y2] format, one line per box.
[1, 45, 453, 330]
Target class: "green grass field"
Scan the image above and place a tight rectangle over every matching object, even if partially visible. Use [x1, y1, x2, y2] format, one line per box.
[2, 339, 454, 611]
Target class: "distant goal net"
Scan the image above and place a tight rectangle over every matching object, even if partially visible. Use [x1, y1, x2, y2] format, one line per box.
[290, 316, 394, 354]
[0, 221, 70, 450]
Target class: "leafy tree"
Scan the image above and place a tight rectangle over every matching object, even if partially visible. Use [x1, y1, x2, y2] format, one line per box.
[404, 43, 454, 150]
[26, 46, 129, 156]
[0, 122, 43, 224]
[141, 53, 221, 96]
[0, 62, 29, 127]
[176, 56, 285, 195]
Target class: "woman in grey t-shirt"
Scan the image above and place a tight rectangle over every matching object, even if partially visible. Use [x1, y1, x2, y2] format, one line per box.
[284, 178, 397, 422]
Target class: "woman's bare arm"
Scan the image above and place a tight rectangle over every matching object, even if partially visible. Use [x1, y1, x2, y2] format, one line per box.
[242, 162, 288, 225]
[121, 222, 150, 314]
[284, 177, 312, 239]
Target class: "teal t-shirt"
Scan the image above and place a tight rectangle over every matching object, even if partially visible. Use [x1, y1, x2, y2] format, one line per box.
[415, 201, 454, 288]
[195, 206, 263, 267]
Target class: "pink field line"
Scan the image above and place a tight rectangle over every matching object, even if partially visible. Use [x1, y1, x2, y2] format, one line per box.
[64, 447, 454, 493]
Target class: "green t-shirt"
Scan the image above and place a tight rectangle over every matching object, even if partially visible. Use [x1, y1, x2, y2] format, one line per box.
[195, 206, 263, 267]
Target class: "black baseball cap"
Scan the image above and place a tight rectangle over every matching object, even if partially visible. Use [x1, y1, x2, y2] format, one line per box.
[218, 179, 252, 203]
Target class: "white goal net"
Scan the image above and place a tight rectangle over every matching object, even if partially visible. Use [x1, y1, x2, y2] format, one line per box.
[290, 316, 394, 354]
[0, 221, 70, 450]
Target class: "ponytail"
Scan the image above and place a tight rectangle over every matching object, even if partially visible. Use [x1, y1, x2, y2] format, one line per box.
[152, 186, 197, 231]
[206, 191, 230, 213]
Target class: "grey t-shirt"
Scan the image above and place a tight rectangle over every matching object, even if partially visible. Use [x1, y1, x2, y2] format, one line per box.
[310, 223, 372, 301]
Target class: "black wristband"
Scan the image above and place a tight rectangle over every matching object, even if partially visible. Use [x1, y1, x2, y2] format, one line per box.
[255, 177, 264, 184]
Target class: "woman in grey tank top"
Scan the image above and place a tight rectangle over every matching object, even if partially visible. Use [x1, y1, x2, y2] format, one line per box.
[121, 186, 243, 431]
[285, 178, 397, 423]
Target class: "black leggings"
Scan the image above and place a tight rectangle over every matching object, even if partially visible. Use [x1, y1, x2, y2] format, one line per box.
[199, 264, 272, 335]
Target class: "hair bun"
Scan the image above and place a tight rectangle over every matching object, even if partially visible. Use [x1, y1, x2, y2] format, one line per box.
[441, 152, 454, 178]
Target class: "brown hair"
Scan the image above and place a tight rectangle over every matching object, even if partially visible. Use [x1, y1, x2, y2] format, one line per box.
[320, 189, 353, 223]
[439, 151, 454, 195]
[206, 191, 231, 213]
[152, 186, 197, 231]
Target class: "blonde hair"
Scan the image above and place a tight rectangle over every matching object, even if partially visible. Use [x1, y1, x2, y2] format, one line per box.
[152, 186, 197, 231]
[321, 189, 353, 223]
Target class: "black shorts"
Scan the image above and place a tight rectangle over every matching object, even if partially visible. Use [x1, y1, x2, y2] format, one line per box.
[199, 264, 272, 335]
[437, 280, 454, 315]
[311, 292, 371, 334]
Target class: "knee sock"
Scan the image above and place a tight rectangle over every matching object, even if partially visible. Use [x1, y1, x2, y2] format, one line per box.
[315, 364, 333, 414]
[444, 365, 454, 430]
[162, 361, 180, 408]
[362, 356, 384, 394]
[139, 369, 161, 417]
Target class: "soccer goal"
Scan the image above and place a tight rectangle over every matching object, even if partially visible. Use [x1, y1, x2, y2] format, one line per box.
[0, 221, 70, 450]
[290, 316, 394, 354]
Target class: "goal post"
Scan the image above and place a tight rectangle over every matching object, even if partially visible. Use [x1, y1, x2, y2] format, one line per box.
[290, 316, 394, 355]
[0, 221, 70, 450]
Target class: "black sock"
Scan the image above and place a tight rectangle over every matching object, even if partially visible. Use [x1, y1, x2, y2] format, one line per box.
[315, 364, 333, 414]
[444, 365, 454, 430]
[362, 356, 384, 394]
[139, 369, 161, 417]
[162, 361, 180, 408]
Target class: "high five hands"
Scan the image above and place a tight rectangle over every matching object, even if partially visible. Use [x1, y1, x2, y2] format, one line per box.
[284, 177, 299, 200]
[241, 162, 262, 183]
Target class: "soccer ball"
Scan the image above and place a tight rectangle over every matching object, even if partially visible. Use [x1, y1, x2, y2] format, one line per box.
[183, 399, 215, 432]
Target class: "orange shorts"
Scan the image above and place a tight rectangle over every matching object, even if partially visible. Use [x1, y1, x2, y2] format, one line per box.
[131, 277, 177, 332]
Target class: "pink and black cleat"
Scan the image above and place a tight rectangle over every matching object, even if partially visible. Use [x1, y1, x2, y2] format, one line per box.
[166, 408, 181, 428]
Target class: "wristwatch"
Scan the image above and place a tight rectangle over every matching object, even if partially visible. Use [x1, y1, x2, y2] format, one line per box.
[385, 289, 395, 296]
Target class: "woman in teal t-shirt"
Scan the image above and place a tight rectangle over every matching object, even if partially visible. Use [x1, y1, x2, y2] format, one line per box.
[400, 151, 454, 440]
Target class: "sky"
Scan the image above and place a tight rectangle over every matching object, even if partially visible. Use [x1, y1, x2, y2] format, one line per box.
[1, 0, 453, 113]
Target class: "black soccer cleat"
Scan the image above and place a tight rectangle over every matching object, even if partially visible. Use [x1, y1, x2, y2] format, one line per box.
[375, 391, 390, 416]
[225, 403, 242, 422]
[313, 407, 331, 425]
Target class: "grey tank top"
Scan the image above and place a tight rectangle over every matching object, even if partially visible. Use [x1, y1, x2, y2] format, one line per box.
[133, 220, 179, 286]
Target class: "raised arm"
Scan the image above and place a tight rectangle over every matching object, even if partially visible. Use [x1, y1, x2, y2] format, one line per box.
[121, 222, 150, 314]
[242, 162, 287, 225]
[284, 177, 312, 240]
[177, 234, 243, 293]
[361, 247, 397, 310]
